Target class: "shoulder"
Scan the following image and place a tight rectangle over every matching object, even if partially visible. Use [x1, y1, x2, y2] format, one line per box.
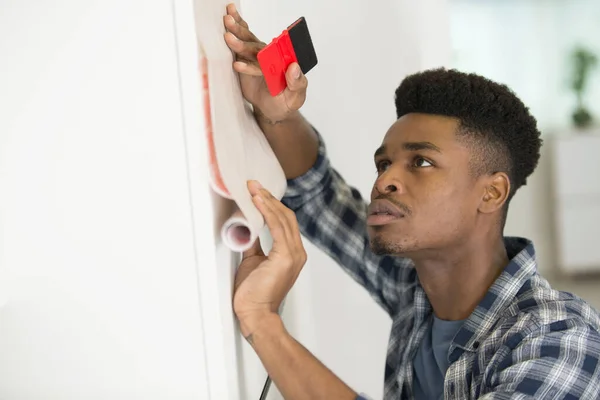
[486, 274, 600, 371]
[504, 273, 600, 333]
[481, 274, 600, 369]
[478, 280, 600, 398]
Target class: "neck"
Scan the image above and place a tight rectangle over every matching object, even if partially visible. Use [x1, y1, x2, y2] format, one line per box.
[411, 231, 509, 321]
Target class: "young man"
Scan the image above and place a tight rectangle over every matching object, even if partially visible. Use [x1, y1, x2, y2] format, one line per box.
[223, 4, 600, 399]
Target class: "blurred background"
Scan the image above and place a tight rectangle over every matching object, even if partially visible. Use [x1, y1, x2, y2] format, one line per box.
[448, 0, 600, 299]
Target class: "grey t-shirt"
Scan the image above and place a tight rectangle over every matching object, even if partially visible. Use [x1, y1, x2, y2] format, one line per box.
[413, 315, 465, 400]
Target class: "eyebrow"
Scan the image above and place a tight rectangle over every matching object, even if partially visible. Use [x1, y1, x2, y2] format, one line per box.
[403, 141, 442, 153]
[374, 145, 387, 158]
[374, 141, 442, 158]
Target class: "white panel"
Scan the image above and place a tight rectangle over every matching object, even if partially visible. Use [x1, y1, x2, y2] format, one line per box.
[0, 0, 219, 398]
[551, 133, 600, 274]
[555, 202, 600, 273]
[172, 1, 245, 399]
[553, 133, 600, 197]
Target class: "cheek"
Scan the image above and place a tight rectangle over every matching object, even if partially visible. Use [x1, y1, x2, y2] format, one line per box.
[415, 181, 471, 227]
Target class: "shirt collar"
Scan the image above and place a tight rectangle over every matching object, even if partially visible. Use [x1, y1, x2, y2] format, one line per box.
[448, 236, 537, 359]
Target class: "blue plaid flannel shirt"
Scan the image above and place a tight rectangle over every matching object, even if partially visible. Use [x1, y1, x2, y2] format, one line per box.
[281, 133, 600, 399]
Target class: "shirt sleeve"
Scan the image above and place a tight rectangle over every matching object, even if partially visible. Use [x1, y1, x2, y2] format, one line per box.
[281, 129, 417, 316]
[479, 319, 600, 399]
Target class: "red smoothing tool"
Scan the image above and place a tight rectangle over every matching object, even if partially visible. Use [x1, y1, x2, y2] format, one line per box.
[257, 17, 318, 97]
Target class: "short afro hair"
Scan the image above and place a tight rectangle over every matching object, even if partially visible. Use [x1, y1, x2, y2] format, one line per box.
[394, 68, 542, 203]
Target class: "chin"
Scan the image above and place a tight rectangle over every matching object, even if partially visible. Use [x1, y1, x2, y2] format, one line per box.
[369, 232, 415, 256]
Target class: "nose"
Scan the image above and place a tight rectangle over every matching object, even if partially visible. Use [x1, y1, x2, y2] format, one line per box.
[373, 168, 403, 196]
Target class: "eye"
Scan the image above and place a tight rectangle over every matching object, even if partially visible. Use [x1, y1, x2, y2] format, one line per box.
[376, 159, 391, 173]
[413, 157, 433, 168]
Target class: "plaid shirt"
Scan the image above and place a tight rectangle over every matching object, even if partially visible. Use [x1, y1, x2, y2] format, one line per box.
[282, 133, 600, 399]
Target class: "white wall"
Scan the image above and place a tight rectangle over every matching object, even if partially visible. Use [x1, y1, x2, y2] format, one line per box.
[449, 0, 600, 277]
[0, 0, 242, 398]
[241, 1, 451, 398]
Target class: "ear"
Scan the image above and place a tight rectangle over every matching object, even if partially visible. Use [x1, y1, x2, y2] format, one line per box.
[478, 172, 510, 214]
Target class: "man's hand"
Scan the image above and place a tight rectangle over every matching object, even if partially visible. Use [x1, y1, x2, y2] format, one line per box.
[233, 180, 307, 339]
[223, 3, 308, 124]
[231, 186, 357, 400]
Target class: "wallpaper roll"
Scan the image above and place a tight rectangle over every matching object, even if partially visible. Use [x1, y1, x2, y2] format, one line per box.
[199, 46, 287, 252]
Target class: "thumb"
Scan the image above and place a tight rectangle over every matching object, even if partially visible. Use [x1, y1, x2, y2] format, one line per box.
[283, 62, 307, 111]
[242, 236, 265, 259]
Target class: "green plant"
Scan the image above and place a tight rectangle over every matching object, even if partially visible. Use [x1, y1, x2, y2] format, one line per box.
[570, 46, 598, 128]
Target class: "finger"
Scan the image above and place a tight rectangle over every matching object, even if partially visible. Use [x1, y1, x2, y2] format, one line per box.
[269, 193, 302, 245]
[256, 187, 297, 246]
[233, 61, 263, 77]
[281, 63, 308, 111]
[252, 193, 289, 249]
[242, 236, 264, 259]
[226, 3, 249, 29]
[247, 180, 263, 196]
[224, 32, 262, 61]
[260, 187, 294, 221]
[224, 14, 261, 43]
[255, 186, 304, 255]
[251, 185, 298, 250]
[251, 182, 306, 268]
[248, 181, 294, 237]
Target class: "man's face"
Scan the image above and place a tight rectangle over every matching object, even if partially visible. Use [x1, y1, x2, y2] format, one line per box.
[367, 113, 483, 257]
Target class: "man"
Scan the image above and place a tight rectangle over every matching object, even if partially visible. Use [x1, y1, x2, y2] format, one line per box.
[223, 4, 600, 399]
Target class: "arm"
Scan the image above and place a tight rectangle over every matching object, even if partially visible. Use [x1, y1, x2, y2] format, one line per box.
[282, 133, 416, 316]
[479, 321, 600, 399]
[233, 182, 360, 400]
[245, 313, 357, 400]
[255, 109, 320, 180]
[223, 4, 416, 316]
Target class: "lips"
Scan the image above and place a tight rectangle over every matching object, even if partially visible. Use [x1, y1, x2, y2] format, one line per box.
[368, 199, 405, 218]
[366, 199, 406, 226]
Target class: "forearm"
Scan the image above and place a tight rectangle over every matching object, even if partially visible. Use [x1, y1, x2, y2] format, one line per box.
[255, 109, 319, 180]
[245, 313, 357, 400]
